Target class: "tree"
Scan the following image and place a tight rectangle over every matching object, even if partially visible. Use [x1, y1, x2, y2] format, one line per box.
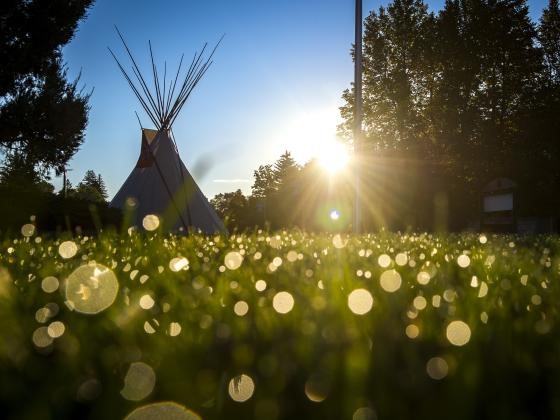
[539, 0, 560, 85]
[340, 0, 549, 228]
[0, 153, 54, 195]
[210, 189, 249, 229]
[340, 0, 436, 153]
[0, 0, 94, 174]
[75, 170, 108, 203]
[251, 164, 276, 199]
[273, 151, 300, 188]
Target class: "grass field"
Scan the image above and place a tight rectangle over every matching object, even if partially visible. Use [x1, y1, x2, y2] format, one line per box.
[1, 224, 559, 419]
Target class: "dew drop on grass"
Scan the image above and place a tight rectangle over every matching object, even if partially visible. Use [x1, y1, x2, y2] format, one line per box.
[168, 322, 182, 337]
[41, 276, 59, 293]
[287, 250, 298, 262]
[347, 289, 374, 315]
[124, 402, 201, 420]
[32, 326, 53, 348]
[234, 300, 249, 316]
[353, 407, 377, 420]
[395, 253, 408, 266]
[255, 280, 267, 292]
[65, 264, 119, 314]
[169, 257, 189, 272]
[405, 324, 420, 339]
[446, 320, 471, 346]
[120, 362, 156, 401]
[47, 321, 65, 338]
[380, 270, 402, 293]
[416, 271, 431, 285]
[378, 254, 391, 268]
[457, 254, 470, 268]
[332, 234, 348, 249]
[305, 376, 329, 402]
[426, 357, 449, 380]
[413, 296, 427, 310]
[139, 294, 155, 310]
[273, 291, 294, 314]
[59, 241, 78, 259]
[21, 224, 35, 237]
[224, 252, 243, 270]
[228, 374, 255, 402]
[478, 281, 488, 298]
[142, 214, 160, 231]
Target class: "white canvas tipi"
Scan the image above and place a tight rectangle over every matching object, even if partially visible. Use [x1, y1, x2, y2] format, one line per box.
[108, 29, 225, 234]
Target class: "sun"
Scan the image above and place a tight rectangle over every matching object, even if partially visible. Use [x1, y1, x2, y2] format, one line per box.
[317, 141, 350, 175]
[276, 106, 351, 174]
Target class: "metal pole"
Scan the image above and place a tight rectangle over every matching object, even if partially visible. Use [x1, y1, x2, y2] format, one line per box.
[63, 167, 67, 198]
[353, 0, 363, 234]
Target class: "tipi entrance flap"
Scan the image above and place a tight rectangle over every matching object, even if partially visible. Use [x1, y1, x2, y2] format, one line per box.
[136, 129, 159, 168]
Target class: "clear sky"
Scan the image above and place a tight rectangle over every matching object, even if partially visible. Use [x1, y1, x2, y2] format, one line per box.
[61, 0, 548, 200]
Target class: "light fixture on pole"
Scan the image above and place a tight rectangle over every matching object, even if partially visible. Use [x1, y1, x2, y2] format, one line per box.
[353, 0, 363, 234]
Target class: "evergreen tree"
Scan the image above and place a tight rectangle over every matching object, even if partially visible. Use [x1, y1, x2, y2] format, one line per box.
[75, 170, 107, 203]
[273, 151, 300, 188]
[539, 0, 560, 85]
[0, 1, 93, 174]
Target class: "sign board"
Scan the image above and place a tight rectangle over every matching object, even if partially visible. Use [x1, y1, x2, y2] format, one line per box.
[483, 193, 513, 213]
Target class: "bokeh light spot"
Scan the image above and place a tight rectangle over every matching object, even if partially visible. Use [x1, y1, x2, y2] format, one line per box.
[142, 214, 160, 231]
[332, 234, 348, 249]
[121, 362, 156, 401]
[353, 407, 377, 420]
[273, 291, 294, 314]
[234, 300, 249, 316]
[378, 254, 391, 268]
[21, 224, 35, 237]
[47, 321, 65, 338]
[124, 402, 201, 420]
[457, 254, 470, 268]
[426, 357, 449, 380]
[228, 374, 255, 402]
[139, 294, 155, 310]
[255, 280, 267, 292]
[446, 320, 471, 346]
[65, 264, 119, 315]
[380, 270, 402, 293]
[224, 252, 243, 270]
[169, 257, 189, 272]
[405, 324, 420, 339]
[347, 289, 374, 315]
[416, 271, 431, 285]
[59, 241, 78, 259]
[305, 376, 329, 402]
[41, 276, 59, 293]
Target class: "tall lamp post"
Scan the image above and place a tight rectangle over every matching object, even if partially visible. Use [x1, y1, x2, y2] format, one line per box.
[353, 0, 363, 234]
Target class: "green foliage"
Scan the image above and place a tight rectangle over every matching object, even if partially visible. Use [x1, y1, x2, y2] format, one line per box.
[210, 189, 250, 229]
[341, 0, 560, 224]
[0, 1, 94, 173]
[74, 169, 108, 203]
[539, 0, 560, 84]
[215, 153, 352, 231]
[0, 230, 559, 419]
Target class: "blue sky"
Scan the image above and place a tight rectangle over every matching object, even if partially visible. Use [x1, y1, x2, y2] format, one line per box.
[61, 0, 548, 199]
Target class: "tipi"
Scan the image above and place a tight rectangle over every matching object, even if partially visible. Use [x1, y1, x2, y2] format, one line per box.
[108, 29, 225, 234]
